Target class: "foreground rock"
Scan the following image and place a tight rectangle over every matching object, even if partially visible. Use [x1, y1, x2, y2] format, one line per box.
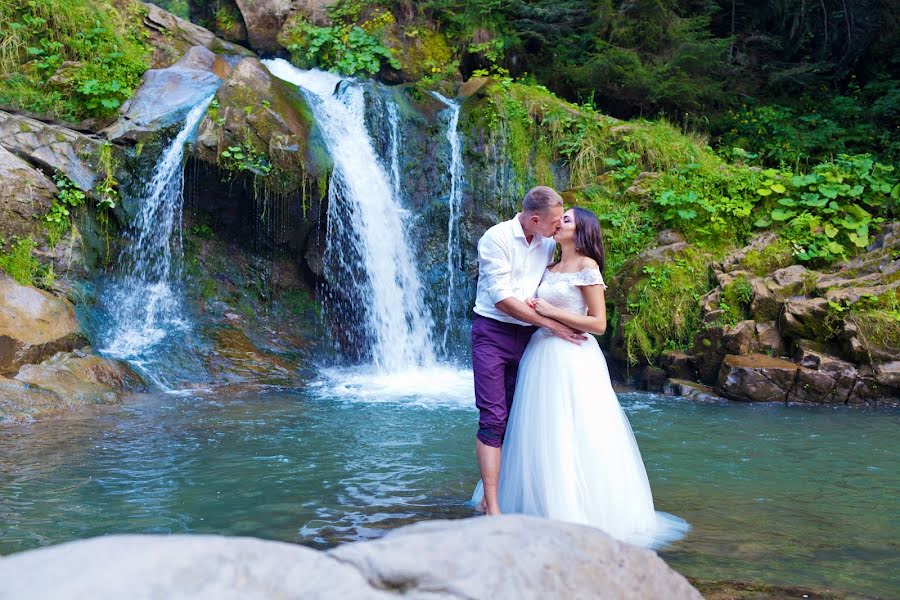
[0, 516, 701, 599]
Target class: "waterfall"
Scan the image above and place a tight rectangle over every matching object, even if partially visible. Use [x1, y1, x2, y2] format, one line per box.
[386, 100, 403, 200]
[263, 59, 436, 372]
[101, 96, 215, 360]
[431, 93, 465, 357]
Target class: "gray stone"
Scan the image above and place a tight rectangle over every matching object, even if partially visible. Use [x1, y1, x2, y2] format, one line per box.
[720, 231, 779, 273]
[103, 47, 229, 142]
[663, 378, 722, 403]
[659, 350, 696, 381]
[780, 298, 831, 342]
[723, 319, 756, 355]
[753, 321, 786, 357]
[716, 354, 799, 402]
[0, 110, 107, 192]
[141, 2, 253, 69]
[330, 516, 703, 600]
[0, 517, 702, 599]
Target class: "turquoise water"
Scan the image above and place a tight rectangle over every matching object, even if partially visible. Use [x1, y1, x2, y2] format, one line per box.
[1, 384, 897, 597]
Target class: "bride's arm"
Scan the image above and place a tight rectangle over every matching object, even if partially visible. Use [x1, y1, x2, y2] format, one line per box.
[531, 285, 607, 335]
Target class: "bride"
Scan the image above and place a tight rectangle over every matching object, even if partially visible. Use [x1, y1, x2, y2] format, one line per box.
[472, 207, 688, 548]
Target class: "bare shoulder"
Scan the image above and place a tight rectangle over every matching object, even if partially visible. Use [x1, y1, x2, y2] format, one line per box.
[579, 256, 600, 270]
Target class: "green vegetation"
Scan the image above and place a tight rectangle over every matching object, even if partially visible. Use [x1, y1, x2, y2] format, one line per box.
[219, 143, 273, 177]
[0, 237, 44, 287]
[44, 172, 87, 245]
[620, 251, 711, 365]
[0, 0, 151, 121]
[280, 5, 399, 76]
[719, 276, 753, 326]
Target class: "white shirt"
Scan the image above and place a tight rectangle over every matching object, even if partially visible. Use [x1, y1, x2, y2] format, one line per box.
[473, 214, 557, 325]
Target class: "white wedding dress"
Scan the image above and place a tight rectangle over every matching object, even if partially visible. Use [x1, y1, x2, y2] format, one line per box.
[472, 267, 688, 548]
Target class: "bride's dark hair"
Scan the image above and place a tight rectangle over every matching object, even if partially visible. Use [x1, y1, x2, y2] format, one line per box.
[572, 207, 605, 273]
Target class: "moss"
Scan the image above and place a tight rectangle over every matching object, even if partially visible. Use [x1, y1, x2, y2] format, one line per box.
[622, 249, 713, 365]
[720, 275, 753, 325]
[742, 238, 794, 276]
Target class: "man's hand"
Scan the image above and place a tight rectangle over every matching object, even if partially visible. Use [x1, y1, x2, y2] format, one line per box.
[544, 319, 588, 344]
[528, 297, 556, 317]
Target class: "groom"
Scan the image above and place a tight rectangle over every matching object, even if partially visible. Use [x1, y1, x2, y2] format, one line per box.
[472, 186, 586, 515]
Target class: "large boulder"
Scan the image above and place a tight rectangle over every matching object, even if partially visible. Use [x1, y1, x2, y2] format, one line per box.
[235, 0, 293, 52]
[0, 111, 108, 192]
[0, 516, 702, 599]
[716, 354, 799, 402]
[103, 47, 230, 142]
[0, 275, 86, 377]
[140, 1, 254, 69]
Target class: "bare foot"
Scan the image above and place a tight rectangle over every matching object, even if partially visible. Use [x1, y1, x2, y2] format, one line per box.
[474, 501, 486, 514]
[485, 506, 502, 516]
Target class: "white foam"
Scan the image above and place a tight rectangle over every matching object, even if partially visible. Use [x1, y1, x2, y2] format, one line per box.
[311, 365, 474, 409]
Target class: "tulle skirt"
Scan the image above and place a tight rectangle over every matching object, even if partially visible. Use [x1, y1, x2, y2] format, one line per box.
[472, 329, 688, 548]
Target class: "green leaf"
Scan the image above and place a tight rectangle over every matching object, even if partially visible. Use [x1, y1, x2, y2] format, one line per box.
[756, 188, 772, 196]
[753, 217, 771, 228]
[824, 223, 839, 238]
[771, 208, 796, 221]
[770, 183, 786, 194]
[676, 209, 697, 220]
[777, 197, 797, 206]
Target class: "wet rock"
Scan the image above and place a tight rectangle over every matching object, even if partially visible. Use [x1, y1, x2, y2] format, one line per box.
[874, 361, 900, 391]
[716, 354, 799, 402]
[103, 47, 227, 143]
[194, 57, 331, 191]
[663, 378, 722, 403]
[748, 277, 779, 322]
[0, 110, 107, 192]
[0, 146, 57, 246]
[753, 321, 786, 357]
[0, 275, 86, 377]
[659, 350, 696, 381]
[779, 297, 831, 341]
[723, 320, 756, 355]
[13, 348, 144, 409]
[235, 0, 293, 52]
[788, 355, 857, 404]
[640, 365, 668, 392]
[0, 377, 60, 424]
[141, 1, 253, 69]
[692, 326, 726, 385]
[0, 516, 702, 599]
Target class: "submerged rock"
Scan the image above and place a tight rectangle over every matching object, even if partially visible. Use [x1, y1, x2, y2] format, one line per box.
[0, 516, 702, 599]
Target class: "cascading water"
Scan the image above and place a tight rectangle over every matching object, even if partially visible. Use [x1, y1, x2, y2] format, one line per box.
[99, 96, 214, 371]
[264, 59, 435, 372]
[431, 93, 465, 357]
[386, 100, 403, 200]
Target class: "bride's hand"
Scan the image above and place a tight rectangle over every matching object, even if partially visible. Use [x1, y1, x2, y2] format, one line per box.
[530, 298, 556, 317]
[526, 297, 538, 309]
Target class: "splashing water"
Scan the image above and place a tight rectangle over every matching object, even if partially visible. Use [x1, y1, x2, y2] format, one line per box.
[264, 60, 436, 372]
[101, 96, 214, 360]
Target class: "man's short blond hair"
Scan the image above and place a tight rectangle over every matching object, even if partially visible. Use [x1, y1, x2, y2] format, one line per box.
[522, 186, 564, 213]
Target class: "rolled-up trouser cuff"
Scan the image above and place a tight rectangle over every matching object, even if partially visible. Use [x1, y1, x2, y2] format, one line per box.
[477, 426, 504, 448]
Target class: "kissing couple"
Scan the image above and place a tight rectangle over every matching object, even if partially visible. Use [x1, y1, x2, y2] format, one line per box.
[470, 186, 687, 548]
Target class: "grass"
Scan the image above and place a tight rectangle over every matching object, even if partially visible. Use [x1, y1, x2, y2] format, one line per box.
[0, 0, 151, 121]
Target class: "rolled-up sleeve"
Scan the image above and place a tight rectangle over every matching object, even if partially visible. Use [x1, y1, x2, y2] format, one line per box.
[479, 232, 515, 305]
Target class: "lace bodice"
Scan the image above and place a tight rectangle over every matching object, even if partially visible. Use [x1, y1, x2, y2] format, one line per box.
[537, 268, 606, 315]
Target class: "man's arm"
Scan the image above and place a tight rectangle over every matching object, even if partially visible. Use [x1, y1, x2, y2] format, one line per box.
[495, 298, 587, 344]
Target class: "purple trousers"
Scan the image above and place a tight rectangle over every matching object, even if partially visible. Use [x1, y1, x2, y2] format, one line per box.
[472, 314, 537, 448]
